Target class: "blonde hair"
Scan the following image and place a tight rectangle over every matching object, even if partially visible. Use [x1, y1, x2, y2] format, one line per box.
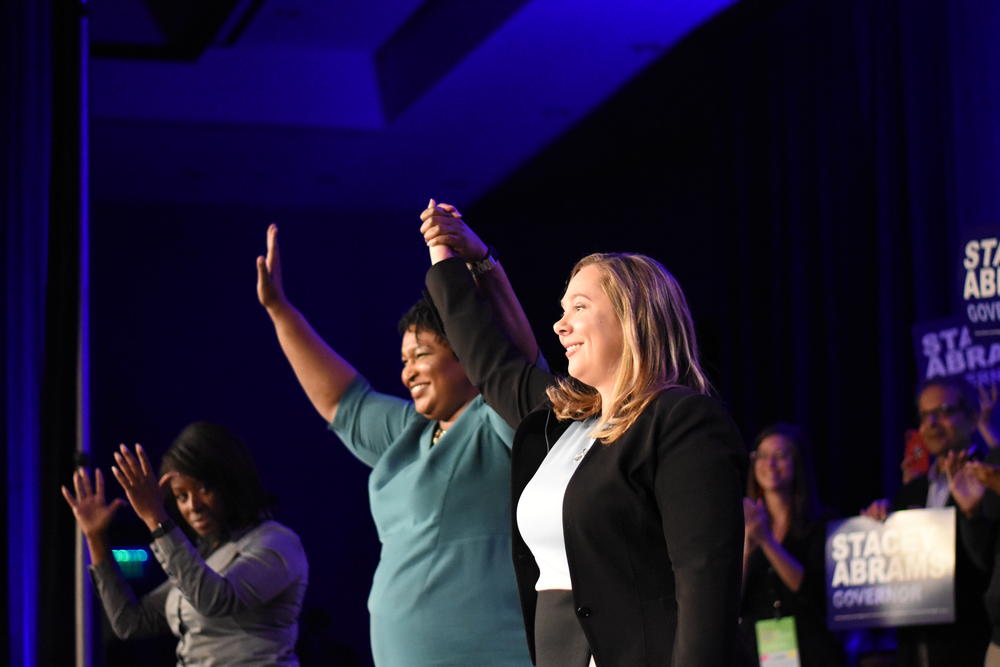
[546, 253, 710, 443]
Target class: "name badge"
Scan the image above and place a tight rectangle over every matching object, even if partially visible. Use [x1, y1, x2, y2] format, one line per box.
[755, 616, 800, 666]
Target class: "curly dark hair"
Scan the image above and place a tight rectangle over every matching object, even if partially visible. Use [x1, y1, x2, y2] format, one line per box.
[397, 294, 448, 341]
[160, 421, 271, 536]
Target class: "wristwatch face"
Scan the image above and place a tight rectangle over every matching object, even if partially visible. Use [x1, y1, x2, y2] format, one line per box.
[152, 519, 173, 538]
[472, 256, 496, 275]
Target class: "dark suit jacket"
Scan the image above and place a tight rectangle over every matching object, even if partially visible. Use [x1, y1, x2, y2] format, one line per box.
[958, 447, 1000, 646]
[892, 473, 990, 665]
[427, 258, 748, 666]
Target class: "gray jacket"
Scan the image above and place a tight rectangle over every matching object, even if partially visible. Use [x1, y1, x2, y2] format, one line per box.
[90, 519, 308, 666]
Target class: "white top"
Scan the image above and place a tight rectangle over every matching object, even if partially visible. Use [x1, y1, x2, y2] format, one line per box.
[516, 418, 597, 591]
[925, 465, 951, 509]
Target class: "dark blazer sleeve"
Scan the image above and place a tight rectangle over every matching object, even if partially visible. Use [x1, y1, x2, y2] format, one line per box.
[426, 257, 554, 429]
[959, 509, 997, 573]
[652, 393, 746, 666]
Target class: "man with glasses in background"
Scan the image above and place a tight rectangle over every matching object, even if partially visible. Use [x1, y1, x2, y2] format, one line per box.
[862, 378, 992, 666]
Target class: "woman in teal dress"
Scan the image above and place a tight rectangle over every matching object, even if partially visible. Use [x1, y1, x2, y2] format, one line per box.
[256, 202, 536, 666]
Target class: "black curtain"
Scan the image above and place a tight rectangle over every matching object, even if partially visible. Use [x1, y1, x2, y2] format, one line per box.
[3, 1, 53, 664]
[39, 0, 89, 664]
[466, 0, 969, 513]
[3, 0, 87, 664]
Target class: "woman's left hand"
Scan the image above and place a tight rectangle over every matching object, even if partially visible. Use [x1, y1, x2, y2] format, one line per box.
[743, 497, 772, 544]
[111, 443, 174, 531]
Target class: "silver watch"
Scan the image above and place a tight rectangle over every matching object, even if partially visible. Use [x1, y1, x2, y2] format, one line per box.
[468, 250, 497, 277]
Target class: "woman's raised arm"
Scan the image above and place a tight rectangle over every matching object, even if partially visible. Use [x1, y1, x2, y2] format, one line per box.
[62, 466, 170, 639]
[421, 200, 541, 365]
[257, 223, 358, 423]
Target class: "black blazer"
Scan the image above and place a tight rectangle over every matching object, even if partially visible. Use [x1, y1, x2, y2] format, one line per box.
[892, 472, 991, 665]
[961, 447, 1000, 646]
[427, 258, 748, 666]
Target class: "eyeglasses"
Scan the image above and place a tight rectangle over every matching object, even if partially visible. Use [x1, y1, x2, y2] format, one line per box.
[918, 404, 964, 424]
[751, 451, 792, 464]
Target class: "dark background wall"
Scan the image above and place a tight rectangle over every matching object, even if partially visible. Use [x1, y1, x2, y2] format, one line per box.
[90, 203, 428, 664]
[84, 0, 1000, 664]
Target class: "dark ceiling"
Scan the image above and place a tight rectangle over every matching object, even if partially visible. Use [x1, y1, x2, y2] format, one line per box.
[89, 0, 736, 211]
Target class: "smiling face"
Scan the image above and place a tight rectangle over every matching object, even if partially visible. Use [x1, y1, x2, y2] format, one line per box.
[753, 434, 796, 493]
[553, 264, 625, 399]
[169, 473, 225, 537]
[918, 384, 975, 456]
[400, 326, 477, 423]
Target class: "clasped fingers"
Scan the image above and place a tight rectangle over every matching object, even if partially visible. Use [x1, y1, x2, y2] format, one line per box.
[419, 208, 487, 261]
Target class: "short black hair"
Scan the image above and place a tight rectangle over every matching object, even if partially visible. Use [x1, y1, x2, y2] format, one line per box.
[916, 377, 979, 415]
[397, 294, 448, 341]
[160, 421, 271, 535]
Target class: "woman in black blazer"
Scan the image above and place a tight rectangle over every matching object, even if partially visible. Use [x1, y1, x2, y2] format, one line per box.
[421, 212, 747, 667]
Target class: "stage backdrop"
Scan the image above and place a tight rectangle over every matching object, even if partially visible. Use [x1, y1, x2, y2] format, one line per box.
[85, 0, 1000, 664]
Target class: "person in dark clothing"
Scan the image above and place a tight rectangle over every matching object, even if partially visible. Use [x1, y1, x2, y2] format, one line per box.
[943, 433, 1000, 666]
[863, 378, 991, 666]
[62, 423, 308, 666]
[740, 423, 844, 666]
[423, 211, 747, 667]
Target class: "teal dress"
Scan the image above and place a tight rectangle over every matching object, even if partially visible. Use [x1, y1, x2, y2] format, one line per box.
[330, 376, 531, 667]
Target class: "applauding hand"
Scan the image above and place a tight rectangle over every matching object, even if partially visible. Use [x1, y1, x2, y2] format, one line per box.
[942, 450, 985, 517]
[743, 497, 772, 547]
[968, 461, 1000, 495]
[861, 498, 890, 521]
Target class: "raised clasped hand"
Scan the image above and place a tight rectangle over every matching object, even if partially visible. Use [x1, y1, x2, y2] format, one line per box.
[111, 443, 174, 530]
[62, 467, 126, 539]
[256, 223, 287, 310]
[420, 199, 488, 262]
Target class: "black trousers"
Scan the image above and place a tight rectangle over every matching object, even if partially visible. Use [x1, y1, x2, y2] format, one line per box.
[535, 589, 593, 667]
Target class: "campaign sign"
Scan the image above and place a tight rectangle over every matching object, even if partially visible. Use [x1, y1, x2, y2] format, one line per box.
[960, 229, 1000, 335]
[912, 316, 1000, 388]
[826, 508, 955, 629]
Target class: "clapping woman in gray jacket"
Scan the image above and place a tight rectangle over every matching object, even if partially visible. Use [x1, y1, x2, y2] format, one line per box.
[62, 422, 308, 666]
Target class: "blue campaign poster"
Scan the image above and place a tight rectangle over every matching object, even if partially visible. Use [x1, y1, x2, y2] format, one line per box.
[912, 316, 1000, 388]
[958, 229, 1000, 337]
